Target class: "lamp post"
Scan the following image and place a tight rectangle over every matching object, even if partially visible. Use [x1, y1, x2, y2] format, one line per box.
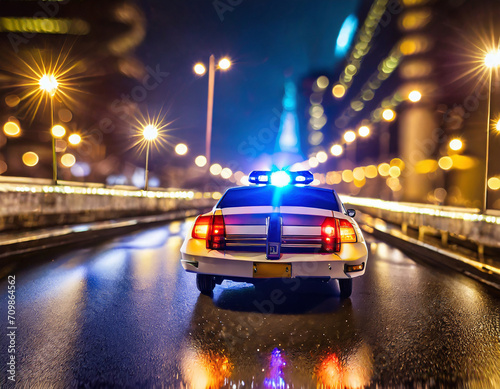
[482, 49, 500, 213]
[39, 74, 59, 184]
[142, 124, 158, 191]
[193, 56, 231, 166]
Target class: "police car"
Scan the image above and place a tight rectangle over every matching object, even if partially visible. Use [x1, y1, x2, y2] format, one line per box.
[180, 170, 368, 298]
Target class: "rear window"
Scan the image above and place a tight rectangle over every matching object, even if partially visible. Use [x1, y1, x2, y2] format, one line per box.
[217, 186, 340, 211]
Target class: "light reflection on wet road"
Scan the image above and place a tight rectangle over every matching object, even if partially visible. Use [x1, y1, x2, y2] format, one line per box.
[1, 219, 500, 388]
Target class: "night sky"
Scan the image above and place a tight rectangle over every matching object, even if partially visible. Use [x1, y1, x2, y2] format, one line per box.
[136, 0, 360, 170]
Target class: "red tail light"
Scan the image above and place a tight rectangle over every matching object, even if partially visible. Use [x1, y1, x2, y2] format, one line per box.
[192, 215, 211, 239]
[192, 214, 226, 249]
[321, 217, 340, 252]
[207, 214, 226, 250]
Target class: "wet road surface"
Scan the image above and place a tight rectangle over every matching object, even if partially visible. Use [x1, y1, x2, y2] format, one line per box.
[1, 218, 500, 388]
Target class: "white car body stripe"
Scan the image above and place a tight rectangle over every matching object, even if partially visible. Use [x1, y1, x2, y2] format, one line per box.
[283, 226, 321, 236]
[280, 206, 334, 217]
[226, 225, 266, 235]
[221, 206, 274, 215]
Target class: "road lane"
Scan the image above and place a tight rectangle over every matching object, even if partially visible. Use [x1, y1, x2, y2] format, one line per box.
[1, 218, 500, 388]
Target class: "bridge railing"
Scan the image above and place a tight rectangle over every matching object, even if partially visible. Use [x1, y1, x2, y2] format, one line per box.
[0, 177, 218, 231]
[341, 195, 500, 252]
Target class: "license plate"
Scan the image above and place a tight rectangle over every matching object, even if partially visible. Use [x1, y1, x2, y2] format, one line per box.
[253, 262, 291, 278]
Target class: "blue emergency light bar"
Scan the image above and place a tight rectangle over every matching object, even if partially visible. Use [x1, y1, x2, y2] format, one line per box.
[248, 170, 314, 186]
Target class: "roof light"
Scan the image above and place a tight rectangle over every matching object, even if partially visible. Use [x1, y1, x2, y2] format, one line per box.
[270, 171, 291, 187]
[249, 170, 314, 186]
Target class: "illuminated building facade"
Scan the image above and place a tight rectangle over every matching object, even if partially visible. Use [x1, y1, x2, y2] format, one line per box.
[0, 0, 146, 181]
[304, 0, 500, 210]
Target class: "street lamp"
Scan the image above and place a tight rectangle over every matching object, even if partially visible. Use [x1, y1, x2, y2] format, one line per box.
[39, 74, 59, 184]
[193, 56, 231, 165]
[143, 124, 158, 191]
[482, 49, 500, 213]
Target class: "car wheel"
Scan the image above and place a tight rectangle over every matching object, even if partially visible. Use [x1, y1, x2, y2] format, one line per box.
[196, 274, 216, 295]
[338, 278, 352, 298]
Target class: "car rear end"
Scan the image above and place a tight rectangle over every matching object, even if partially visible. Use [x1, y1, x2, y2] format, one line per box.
[180, 176, 368, 296]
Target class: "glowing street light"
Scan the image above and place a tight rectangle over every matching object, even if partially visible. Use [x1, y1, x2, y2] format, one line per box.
[382, 108, 395, 121]
[330, 144, 343, 156]
[142, 124, 158, 191]
[39, 74, 58, 96]
[39, 74, 59, 183]
[358, 125, 370, 137]
[194, 55, 232, 165]
[482, 47, 500, 212]
[193, 63, 206, 75]
[449, 138, 463, 151]
[344, 130, 356, 143]
[218, 58, 231, 70]
[175, 143, 188, 155]
[408, 90, 422, 102]
[51, 125, 66, 138]
[68, 133, 82, 145]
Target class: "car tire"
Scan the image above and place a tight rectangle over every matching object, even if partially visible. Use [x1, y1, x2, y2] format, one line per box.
[196, 274, 216, 295]
[338, 278, 352, 298]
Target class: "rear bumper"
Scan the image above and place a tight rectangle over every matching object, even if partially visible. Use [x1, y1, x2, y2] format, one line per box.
[180, 239, 368, 280]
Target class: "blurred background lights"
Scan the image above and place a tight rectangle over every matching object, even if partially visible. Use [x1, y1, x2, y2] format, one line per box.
[51, 125, 66, 138]
[316, 151, 328, 163]
[330, 144, 343, 156]
[61, 153, 76, 167]
[449, 138, 463, 151]
[175, 143, 188, 155]
[316, 75, 329, 89]
[335, 14, 358, 57]
[344, 130, 356, 143]
[210, 163, 222, 175]
[193, 63, 206, 75]
[308, 156, 319, 168]
[488, 177, 500, 190]
[22, 152, 39, 167]
[39, 74, 58, 94]
[438, 156, 453, 170]
[195, 155, 207, 167]
[408, 90, 422, 102]
[143, 124, 158, 141]
[5, 95, 20, 108]
[332, 84, 346, 98]
[3, 121, 20, 137]
[382, 108, 395, 121]
[484, 51, 500, 68]
[218, 58, 231, 70]
[71, 162, 90, 177]
[378, 163, 391, 176]
[495, 121, 500, 132]
[68, 134, 82, 145]
[358, 126, 370, 137]
[220, 167, 232, 179]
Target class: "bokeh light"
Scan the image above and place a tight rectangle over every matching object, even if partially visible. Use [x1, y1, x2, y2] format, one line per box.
[378, 163, 391, 176]
[308, 157, 319, 168]
[61, 153, 76, 167]
[22, 152, 39, 167]
[382, 108, 395, 121]
[438, 156, 453, 170]
[175, 143, 188, 155]
[408, 90, 422, 102]
[488, 177, 500, 190]
[449, 138, 463, 151]
[68, 134, 81, 145]
[3, 121, 20, 137]
[344, 130, 356, 143]
[210, 163, 222, 175]
[332, 84, 346, 98]
[51, 125, 66, 138]
[330, 144, 343, 156]
[316, 151, 328, 163]
[358, 126, 370, 137]
[195, 155, 207, 167]
[221, 168, 232, 179]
